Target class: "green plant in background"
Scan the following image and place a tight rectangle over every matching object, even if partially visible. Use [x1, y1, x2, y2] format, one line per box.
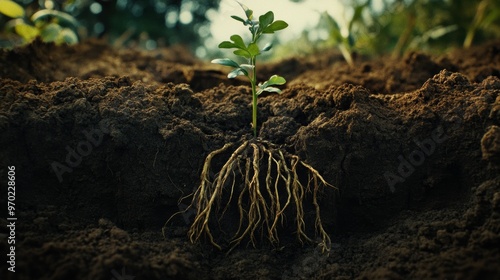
[464, 0, 500, 48]
[319, 1, 368, 66]
[211, 2, 288, 138]
[304, 0, 500, 60]
[165, 3, 337, 254]
[0, 0, 78, 46]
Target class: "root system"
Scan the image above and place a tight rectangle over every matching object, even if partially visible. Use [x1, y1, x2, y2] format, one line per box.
[167, 139, 337, 253]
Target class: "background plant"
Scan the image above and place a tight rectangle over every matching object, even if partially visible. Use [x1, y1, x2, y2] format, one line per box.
[292, 0, 500, 61]
[211, 2, 288, 137]
[317, 0, 368, 66]
[463, 0, 500, 48]
[0, 0, 79, 46]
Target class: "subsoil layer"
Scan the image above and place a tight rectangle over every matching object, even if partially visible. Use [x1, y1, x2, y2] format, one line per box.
[1, 39, 500, 279]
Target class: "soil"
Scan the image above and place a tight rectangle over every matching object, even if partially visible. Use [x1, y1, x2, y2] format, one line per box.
[0, 39, 499, 279]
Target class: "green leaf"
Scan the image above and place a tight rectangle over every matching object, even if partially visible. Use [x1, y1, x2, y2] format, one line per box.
[267, 75, 286, 86]
[231, 15, 247, 25]
[247, 43, 260, 56]
[245, 9, 253, 20]
[258, 87, 282, 95]
[483, 9, 500, 27]
[258, 75, 286, 94]
[57, 28, 78, 45]
[236, 1, 253, 20]
[31, 9, 79, 29]
[322, 12, 343, 43]
[228, 68, 247, 79]
[348, 3, 368, 33]
[233, 49, 251, 59]
[211, 58, 240, 68]
[4, 18, 22, 32]
[263, 20, 288, 33]
[230, 34, 246, 50]
[240, 64, 255, 72]
[0, 0, 25, 18]
[262, 42, 272, 51]
[218, 41, 238, 49]
[259, 11, 274, 30]
[40, 22, 62, 42]
[14, 23, 39, 42]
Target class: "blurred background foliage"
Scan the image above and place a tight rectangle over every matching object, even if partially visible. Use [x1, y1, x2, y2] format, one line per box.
[274, 0, 500, 62]
[0, 0, 499, 60]
[0, 0, 220, 49]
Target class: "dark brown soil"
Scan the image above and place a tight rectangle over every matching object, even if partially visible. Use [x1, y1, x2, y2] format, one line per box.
[1, 39, 499, 279]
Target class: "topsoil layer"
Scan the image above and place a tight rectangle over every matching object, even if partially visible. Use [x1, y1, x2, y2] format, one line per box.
[0, 39, 500, 279]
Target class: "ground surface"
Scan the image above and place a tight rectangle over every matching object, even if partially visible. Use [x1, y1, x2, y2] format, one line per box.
[0, 39, 499, 279]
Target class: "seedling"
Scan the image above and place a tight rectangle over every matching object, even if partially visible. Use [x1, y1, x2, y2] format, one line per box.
[164, 4, 337, 254]
[211, 2, 288, 137]
[319, 2, 368, 66]
[0, 0, 79, 46]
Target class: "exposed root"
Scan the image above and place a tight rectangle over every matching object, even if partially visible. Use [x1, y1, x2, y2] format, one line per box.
[169, 139, 337, 253]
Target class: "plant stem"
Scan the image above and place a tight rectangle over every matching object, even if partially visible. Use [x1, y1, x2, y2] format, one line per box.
[251, 56, 258, 138]
[250, 22, 258, 138]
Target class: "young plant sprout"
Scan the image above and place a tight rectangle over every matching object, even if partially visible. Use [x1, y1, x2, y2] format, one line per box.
[211, 2, 288, 137]
[164, 3, 337, 254]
